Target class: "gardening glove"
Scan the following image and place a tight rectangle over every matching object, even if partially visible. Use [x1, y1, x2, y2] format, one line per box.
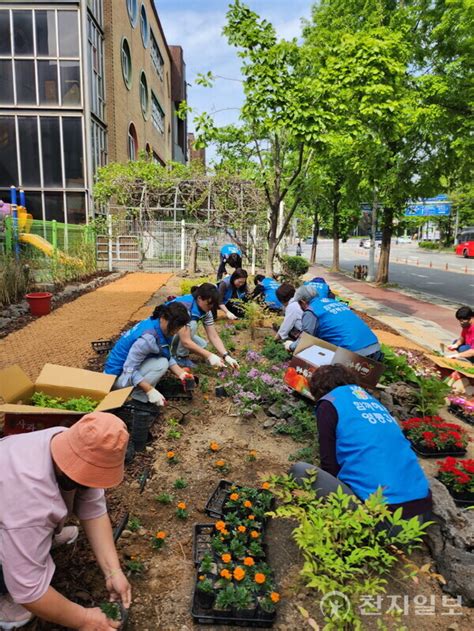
[146, 388, 166, 406]
[226, 311, 238, 321]
[284, 340, 294, 352]
[179, 369, 194, 383]
[224, 355, 239, 369]
[207, 353, 225, 368]
[79, 607, 120, 630]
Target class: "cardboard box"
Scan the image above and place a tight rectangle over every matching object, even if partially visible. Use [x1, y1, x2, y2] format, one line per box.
[0, 363, 132, 435]
[284, 333, 385, 400]
[426, 354, 474, 382]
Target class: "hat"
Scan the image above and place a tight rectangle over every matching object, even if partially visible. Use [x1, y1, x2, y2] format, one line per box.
[294, 285, 318, 303]
[50, 412, 129, 489]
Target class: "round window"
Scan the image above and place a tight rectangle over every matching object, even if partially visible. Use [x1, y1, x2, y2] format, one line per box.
[121, 38, 132, 89]
[140, 71, 149, 117]
[127, 0, 138, 27]
[140, 4, 149, 47]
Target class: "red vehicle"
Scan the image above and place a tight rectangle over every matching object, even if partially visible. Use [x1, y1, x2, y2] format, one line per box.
[455, 228, 474, 258]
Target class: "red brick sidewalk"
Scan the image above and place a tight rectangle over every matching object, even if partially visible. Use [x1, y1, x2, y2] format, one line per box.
[311, 265, 459, 335]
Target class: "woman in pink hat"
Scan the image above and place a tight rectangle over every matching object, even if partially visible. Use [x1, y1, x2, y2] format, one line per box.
[0, 412, 131, 630]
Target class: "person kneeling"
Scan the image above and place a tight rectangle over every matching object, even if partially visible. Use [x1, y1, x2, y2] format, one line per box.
[290, 364, 432, 522]
[217, 268, 249, 320]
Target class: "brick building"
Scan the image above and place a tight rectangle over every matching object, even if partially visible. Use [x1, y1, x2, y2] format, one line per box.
[0, 0, 186, 223]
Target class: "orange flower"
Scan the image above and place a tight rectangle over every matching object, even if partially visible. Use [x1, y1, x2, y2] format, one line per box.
[215, 520, 226, 532]
[255, 573, 266, 584]
[248, 515, 255, 520]
[221, 553, 232, 564]
[156, 531, 167, 539]
[233, 567, 246, 581]
[216, 460, 225, 467]
[199, 575, 205, 581]
[270, 592, 280, 603]
[221, 528, 229, 536]
[167, 451, 175, 459]
[229, 493, 239, 501]
[220, 568, 232, 580]
[243, 557, 255, 567]
[237, 525, 246, 533]
[177, 502, 186, 510]
[210, 442, 219, 451]
[244, 500, 252, 508]
[262, 482, 270, 490]
[250, 530, 260, 539]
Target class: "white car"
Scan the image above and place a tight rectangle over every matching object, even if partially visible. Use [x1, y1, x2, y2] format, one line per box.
[395, 236, 412, 244]
[360, 238, 381, 249]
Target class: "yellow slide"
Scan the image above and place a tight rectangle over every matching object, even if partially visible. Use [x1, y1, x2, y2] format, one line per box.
[19, 233, 83, 266]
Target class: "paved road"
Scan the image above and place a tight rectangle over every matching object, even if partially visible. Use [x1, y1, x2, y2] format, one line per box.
[295, 240, 474, 304]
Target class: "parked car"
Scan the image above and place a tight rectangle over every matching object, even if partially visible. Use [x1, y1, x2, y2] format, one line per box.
[395, 236, 412, 244]
[359, 238, 381, 249]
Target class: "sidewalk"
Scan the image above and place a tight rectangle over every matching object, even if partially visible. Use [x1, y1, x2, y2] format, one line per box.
[309, 265, 459, 353]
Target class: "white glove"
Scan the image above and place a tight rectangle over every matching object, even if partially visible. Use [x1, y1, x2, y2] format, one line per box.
[447, 354, 460, 359]
[225, 355, 239, 369]
[226, 311, 238, 320]
[207, 353, 225, 368]
[284, 340, 294, 352]
[146, 388, 166, 406]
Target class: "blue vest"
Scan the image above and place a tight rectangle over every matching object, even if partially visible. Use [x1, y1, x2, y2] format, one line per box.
[261, 278, 282, 309]
[104, 318, 172, 376]
[220, 243, 241, 259]
[168, 295, 207, 322]
[304, 280, 330, 299]
[320, 385, 429, 503]
[219, 276, 247, 304]
[306, 296, 377, 351]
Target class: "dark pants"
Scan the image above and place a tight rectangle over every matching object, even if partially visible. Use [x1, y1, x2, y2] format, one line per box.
[217, 259, 228, 281]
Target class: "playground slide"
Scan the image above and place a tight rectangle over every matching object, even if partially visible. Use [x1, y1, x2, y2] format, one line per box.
[19, 233, 82, 266]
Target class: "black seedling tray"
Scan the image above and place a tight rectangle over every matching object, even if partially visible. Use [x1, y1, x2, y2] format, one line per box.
[91, 339, 113, 354]
[191, 587, 275, 627]
[158, 376, 199, 400]
[410, 443, 467, 458]
[205, 479, 233, 519]
[192, 523, 216, 565]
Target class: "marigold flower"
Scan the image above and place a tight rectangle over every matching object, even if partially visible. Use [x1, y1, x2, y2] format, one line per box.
[255, 573, 266, 584]
[221, 553, 232, 563]
[216, 460, 225, 467]
[243, 557, 255, 566]
[215, 520, 226, 532]
[238, 525, 246, 533]
[156, 531, 167, 539]
[210, 442, 219, 451]
[229, 493, 239, 501]
[262, 482, 270, 490]
[221, 528, 229, 536]
[177, 502, 186, 510]
[270, 592, 280, 603]
[244, 500, 252, 508]
[233, 567, 246, 581]
[220, 568, 232, 580]
[199, 575, 205, 581]
[167, 451, 175, 459]
[250, 530, 260, 539]
[248, 514, 255, 520]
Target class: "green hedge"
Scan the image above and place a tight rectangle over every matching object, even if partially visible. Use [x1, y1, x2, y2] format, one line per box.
[418, 241, 441, 250]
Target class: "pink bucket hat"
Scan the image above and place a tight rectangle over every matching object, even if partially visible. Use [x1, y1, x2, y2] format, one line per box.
[50, 412, 129, 488]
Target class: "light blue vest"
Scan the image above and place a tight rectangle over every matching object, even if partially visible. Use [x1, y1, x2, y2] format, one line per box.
[320, 385, 429, 503]
[261, 277, 282, 309]
[219, 276, 247, 304]
[104, 318, 171, 376]
[220, 243, 241, 259]
[304, 280, 330, 299]
[307, 296, 377, 351]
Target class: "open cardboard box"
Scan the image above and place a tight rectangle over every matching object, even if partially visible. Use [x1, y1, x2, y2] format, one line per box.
[426, 354, 474, 382]
[284, 333, 385, 400]
[0, 363, 132, 435]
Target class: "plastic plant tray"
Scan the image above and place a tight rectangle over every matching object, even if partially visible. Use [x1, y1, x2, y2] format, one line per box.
[192, 523, 216, 565]
[91, 339, 113, 354]
[205, 479, 234, 519]
[410, 443, 467, 458]
[158, 377, 194, 401]
[191, 586, 275, 628]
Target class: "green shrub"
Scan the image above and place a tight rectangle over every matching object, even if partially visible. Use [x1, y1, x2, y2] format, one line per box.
[413, 376, 450, 416]
[0, 255, 32, 306]
[280, 255, 309, 283]
[262, 336, 290, 362]
[180, 276, 214, 295]
[418, 241, 440, 250]
[379, 345, 417, 384]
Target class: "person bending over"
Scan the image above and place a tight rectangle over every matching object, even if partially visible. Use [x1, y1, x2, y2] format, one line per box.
[290, 364, 432, 521]
[303, 276, 335, 299]
[218, 268, 249, 320]
[251, 275, 283, 311]
[0, 413, 131, 630]
[104, 302, 192, 407]
[167, 283, 239, 370]
[274, 283, 302, 342]
[447, 305, 474, 363]
[217, 244, 242, 281]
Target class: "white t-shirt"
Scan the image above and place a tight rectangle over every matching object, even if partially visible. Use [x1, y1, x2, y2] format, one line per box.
[277, 298, 303, 340]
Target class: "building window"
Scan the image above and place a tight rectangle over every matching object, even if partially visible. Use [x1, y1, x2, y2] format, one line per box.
[127, 0, 138, 27]
[121, 38, 132, 89]
[151, 93, 164, 134]
[140, 5, 149, 47]
[87, 0, 103, 26]
[150, 31, 164, 80]
[140, 71, 149, 118]
[128, 123, 138, 160]
[91, 119, 107, 174]
[87, 15, 105, 120]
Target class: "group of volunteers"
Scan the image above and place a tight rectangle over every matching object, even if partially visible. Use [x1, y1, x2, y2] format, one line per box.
[1, 240, 472, 631]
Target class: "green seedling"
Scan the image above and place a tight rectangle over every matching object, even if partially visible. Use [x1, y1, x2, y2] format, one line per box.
[200, 376, 209, 393]
[100, 602, 121, 621]
[167, 428, 182, 439]
[155, 492, 174, 504]
[173, 478, 188, 489]
[127, 516, 141, 532]
[124, 558, 144, 575]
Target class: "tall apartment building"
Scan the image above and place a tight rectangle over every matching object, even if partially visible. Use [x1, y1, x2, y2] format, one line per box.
[0, 0, 187, 223]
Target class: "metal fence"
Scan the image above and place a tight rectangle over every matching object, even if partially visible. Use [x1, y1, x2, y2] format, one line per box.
[96, 217, 268, 273]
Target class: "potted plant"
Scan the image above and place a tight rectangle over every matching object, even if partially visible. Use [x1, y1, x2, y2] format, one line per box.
[232, 583, 257, 619]
[213, 583, 235, 618]
[199, 552, 217, 577]
[257, 592, 280, 621]
[401, 416, 469, 456]
[196, 575, 216, 609]
[436, 457, 474, 506]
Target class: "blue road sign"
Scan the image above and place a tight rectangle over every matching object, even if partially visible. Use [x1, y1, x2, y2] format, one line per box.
[404, 195, 452, 217]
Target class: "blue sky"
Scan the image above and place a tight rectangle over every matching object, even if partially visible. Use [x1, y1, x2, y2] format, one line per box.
[155, 1, 313, 159]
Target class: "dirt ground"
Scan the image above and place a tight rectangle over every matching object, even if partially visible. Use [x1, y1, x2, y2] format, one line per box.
[2, 273, 473, 630]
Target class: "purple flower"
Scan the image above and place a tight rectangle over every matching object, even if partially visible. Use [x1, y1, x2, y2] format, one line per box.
[260, 373, 275, 386]
[246, 350, 263, 362]
[247, 368, 260, 378]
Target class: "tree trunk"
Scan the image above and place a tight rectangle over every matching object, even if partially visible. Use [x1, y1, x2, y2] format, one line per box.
[188, 229, 199, 274]
[265, 204, 280, 276]
[310, 211, 319, 264]
[265, 241, 277, 276]
[375, 207, 394, 284]
[330, 197, 341, 272]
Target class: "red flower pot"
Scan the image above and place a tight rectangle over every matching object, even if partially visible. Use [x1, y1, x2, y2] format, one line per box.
[25, 292, 53, 316]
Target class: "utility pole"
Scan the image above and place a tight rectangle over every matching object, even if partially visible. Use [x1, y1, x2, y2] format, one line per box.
[366, 192, 378, 282]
